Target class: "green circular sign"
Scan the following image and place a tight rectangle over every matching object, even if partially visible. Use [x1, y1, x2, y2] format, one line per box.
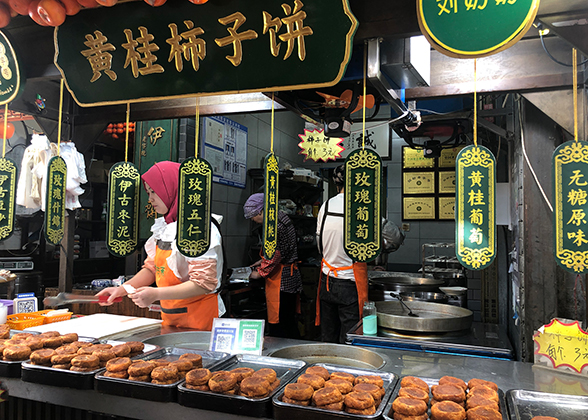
[0, 31, 25, 105]
[417, 0, 540, 58]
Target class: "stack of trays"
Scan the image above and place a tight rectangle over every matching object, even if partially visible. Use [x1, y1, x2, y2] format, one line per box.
[506, 389, 588, 420]
[383, 376, 508, 420]
[21, 340, 159, 389]
[178, 354, 306, 417]
[96, 347, 230, 402]
[272, 363, 397, 420]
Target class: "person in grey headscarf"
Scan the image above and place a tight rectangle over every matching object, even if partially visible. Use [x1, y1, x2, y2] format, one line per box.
[244, 193, 302, 339]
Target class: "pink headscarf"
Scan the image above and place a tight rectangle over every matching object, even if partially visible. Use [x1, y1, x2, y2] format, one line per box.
[141, 161, 180, 224]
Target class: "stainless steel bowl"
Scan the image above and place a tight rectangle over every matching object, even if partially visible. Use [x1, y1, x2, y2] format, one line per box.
[399, 291, 449, 304]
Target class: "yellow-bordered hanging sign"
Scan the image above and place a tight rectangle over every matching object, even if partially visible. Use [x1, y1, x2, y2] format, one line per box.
[344, 148, 382, 262]
[553, 141, 588, 273]
[0, 157, 17, 240]
[0, 31, 26, 105]
[417, 0, 540, 58]
[177, 157, 213, 257]
[106, 162, 140, 257]
[263, 153, 279, 260]
[44, 156, 67, 245]
[455, 145, 496, 270]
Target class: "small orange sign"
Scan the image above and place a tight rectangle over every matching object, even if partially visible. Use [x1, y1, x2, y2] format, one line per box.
[298, 128, 344, 162]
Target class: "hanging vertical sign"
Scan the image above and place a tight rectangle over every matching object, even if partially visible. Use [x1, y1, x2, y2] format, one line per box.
[344, 149, 382, 262]
[44, 156, 67, 245]
[177, 157, 213, 257]
[263, 153, 279, 260]
[455, 145, 496, 270]
[0, 31, 26, 105]
[0, 157, 16, 240]
[106, 162, 140, 257]
[553, 141, 588, 273]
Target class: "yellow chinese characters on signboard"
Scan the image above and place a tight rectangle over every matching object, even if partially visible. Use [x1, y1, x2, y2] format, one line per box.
[298, 128, 344, 162]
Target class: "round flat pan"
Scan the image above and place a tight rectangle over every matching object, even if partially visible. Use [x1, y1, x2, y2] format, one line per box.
[376, 301, 473, 333]
[268, 343, 387, 369]
[141, 331, 211, 350]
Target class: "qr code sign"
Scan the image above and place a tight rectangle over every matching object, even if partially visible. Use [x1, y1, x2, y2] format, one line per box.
[242, 329, 257, 347]
[216, 333, 234, 352]
[16, 298, 37, 313]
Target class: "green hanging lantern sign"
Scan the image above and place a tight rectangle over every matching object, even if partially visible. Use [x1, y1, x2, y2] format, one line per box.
[553, 141, 588, 273]
[177, 157, 213, 257]
[44, 156, 67, 245]
[0, 30, 26, 105]
[344, 148, 382, 262]
[0, 157, 17, 240]
[455, 145, 496, 270]
[263, 153, 279, 260]
[106, 162, 140, 257]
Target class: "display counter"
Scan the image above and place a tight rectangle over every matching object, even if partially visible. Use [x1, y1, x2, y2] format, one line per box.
[2, 327, 588, 420]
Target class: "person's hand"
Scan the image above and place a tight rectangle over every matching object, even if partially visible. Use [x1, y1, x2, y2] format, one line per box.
[130, 287, 159, 308]
[250, 259, 262, 268]
[249, 269, 262, 280]
[95, 286, 126, 306]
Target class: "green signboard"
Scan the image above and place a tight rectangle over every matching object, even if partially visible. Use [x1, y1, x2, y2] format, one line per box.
[0, 158, 16, 240]
[54, 0, 358, 106]
[0, 31, 25, 105]
[106, 162, 140, 257]
[177, 157, 212, 257]
[455, 145, 496, 270]
[263, 153, 279, 260]
[344, 149, 382, 262]
[553, 141, 588, 273]
[44, 156, 67, 245]
[417, 0, 540, 58]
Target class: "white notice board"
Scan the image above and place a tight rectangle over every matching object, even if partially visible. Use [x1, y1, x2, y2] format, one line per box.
[202, 116, 248, 189]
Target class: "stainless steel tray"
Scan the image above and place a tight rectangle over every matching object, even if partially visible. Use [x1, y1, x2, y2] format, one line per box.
[0, 330, 43, 378]
[506, 389, 588, 420]
[178, 353, 306, 417]
[383, 376, 507, 420]
[21, 340, 158, 389]
[95, 346, 229, 402]
[376, 300, 473, 332]
[272, 362, 397, 420]
[268, 343, 387, 369]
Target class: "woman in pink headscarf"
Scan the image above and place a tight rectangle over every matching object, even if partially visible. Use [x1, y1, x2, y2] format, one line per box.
[97, 161, 225, 330]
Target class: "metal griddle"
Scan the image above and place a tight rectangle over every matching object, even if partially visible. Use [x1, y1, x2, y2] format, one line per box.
[376, 300, 473, 332]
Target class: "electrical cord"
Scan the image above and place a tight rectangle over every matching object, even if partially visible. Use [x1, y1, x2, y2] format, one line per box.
[539, 31, 588, 67]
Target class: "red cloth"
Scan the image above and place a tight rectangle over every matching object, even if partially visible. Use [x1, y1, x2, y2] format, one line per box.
[141, 161, 180, 223]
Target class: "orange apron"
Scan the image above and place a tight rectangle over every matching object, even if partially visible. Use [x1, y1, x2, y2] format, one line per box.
[154, 243, 219, 331]
[314, 259, 368, 326]
[260, 247, 299, 324]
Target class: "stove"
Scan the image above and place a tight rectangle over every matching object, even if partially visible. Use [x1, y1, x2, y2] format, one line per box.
[347, 321, 514, 360]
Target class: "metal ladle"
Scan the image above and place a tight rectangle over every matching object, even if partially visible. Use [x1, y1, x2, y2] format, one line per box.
[390, 292, 419, 317]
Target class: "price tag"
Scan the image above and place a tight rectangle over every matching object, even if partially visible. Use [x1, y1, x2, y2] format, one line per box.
[533, 318, 588, 374]
[209, 318, 264, 355]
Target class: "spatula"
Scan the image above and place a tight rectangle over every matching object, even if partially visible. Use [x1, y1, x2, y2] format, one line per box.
[43, 293, 122, 307]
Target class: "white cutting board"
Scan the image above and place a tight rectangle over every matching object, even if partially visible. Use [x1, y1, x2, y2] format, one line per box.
[24, 313, 162, 340]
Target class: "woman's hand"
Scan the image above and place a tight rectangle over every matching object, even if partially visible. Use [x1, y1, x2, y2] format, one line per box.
[130, 287, 159, 308]
[95, 286, 126, 306]
[250, 259, 262, 268]
[249, 269, 262, 280]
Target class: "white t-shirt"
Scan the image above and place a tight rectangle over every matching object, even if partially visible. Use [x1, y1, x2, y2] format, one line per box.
[316, 193, 355, 280]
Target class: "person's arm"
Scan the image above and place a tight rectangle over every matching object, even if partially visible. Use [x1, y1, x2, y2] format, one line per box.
[96, 267, 156, 305]
[131, 281, 209, 308]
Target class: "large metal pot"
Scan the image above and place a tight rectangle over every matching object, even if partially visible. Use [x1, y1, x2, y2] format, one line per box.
[399, 291, 449, 304]
[368, 271, 445, 301]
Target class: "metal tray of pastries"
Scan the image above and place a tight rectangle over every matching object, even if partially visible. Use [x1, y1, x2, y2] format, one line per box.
[0, 329, 45, 378]
[178, 353, 306, 418]
[22, 338, 156, 389]
[272, 363, 397, 420]
[95, 347, 230, 402]
[383, 376, 508, 420]
[506, 389, 588, 420]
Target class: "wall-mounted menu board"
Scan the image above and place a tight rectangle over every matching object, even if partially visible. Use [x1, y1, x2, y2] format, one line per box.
[202, 116, 248, 189]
